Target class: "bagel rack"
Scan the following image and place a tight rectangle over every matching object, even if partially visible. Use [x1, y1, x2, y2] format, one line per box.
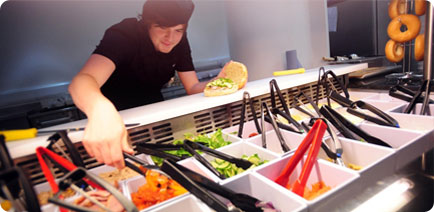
[385, 0, 432, 85]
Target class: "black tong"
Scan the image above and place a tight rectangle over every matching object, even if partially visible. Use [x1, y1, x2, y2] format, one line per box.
[316, 67, 350, 107]
[161, 160, 279, 212]
[0, 167, 41, 212]
[0, 135, 41, 212]
[238, 91, 262, 138]
[260, 102, 291, 153]
[399, 80, 433, 115]
[329, 90, 400, 128]
[269, 79, 305, 133]
[48, 167, 138, 212]
[47, 131, 86, 167]
[389, 83, 434, 105]
[320, 105, 392, 148]
[183, 140, 253, 179]
[136, 142, 190, 162]
[123, 152, 162, 177]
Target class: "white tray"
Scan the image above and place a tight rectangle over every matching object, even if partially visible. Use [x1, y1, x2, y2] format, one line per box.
[204, 141, 280, 184]
[317, 137, 396, 188]
[358, 123, 433, 170]
[221, 173, 308, 212]
[255, 154, 360, 212]
[389, 103, 434, 115]
[246, 129, 305, 155]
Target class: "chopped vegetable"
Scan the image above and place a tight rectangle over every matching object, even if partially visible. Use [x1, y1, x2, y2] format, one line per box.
[286, 181, 331, 200]
[347, 163, 363, 171]
[131, 169, 187, 210]
[206, 78, 235, 88]
[248, 132, 258, 137]
[151, 129, 232, 166]
[211, 154, 268, 178]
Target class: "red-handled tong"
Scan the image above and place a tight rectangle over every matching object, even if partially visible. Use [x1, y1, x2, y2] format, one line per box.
[36, 146, 104, 212]
[274, 119, 327, 197]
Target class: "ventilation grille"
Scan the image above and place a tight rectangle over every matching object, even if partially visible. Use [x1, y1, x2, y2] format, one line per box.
[14, 76, 345, 186]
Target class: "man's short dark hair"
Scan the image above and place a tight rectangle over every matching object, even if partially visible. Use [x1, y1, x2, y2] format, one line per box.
[141, 0, 195, 27]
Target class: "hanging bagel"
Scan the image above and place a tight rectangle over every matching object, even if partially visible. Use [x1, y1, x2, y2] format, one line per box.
[414, 34, 425, 61]
[385, 39, 404, 62]
[388, 0, 406, 19]
[387, 14, 421, 42]
[415, 0, 426, 16]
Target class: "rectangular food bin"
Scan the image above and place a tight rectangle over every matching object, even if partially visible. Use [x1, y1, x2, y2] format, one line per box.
[357, 123, 433, 170]
[246, 129, 305, 155]
[149, 195, 213, 212]
[317, 136, 396, 188]
[123, 174, 188, 212]
[379, 112, 434, 133]
[389, 103, 434, 115]
[222, 119, 273, 139]
[198, 141, 280, 184]
[255, 154, 360, 212]
[220, 173, 308, 212]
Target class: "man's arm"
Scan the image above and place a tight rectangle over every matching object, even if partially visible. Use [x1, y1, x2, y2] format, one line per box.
[68, 54, 133, 168]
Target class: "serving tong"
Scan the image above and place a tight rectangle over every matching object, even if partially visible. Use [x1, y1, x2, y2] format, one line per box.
[0, 135, 41, 212]
[238, 91, 262, 138]
[137, 140, 253, 179]
[36, 146, 138, 212]
[274, 119, 328, 197]
[268, 79, 305, 133]
[160, 159, 279, 212]
[329, 90, 400, 128]
[315, 67, 350, 107]
[291, 91, 345, 167]
[319, 105, 392, 148]
[48, 167, 138, 212]
[121, 148, 278, 212]
[260, 102, 291, 153]
[390, 80, 433, 115]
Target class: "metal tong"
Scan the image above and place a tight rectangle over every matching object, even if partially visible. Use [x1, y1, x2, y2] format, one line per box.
[238, 91, 262, 138]
[260, 102, 291, 153]
[183, 140, 253, 179]
[274, 119, 328, 197]
[161, 159, 279, 212]
[48, 167, 138, 212]
[329, 90, 400, 128]
[319, 105, 392, 148]
[268, 79, 305, 133]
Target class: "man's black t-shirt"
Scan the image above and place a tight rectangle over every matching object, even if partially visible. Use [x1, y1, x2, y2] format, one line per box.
[93, 18, 195, 110]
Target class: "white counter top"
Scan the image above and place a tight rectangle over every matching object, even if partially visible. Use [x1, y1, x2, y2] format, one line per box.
[6, 63, 367, 159]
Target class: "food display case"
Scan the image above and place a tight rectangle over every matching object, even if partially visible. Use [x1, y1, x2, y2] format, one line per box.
[3, 63, 434, 212]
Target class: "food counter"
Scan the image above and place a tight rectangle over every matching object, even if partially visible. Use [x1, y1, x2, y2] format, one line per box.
[3, 62, 434, 212]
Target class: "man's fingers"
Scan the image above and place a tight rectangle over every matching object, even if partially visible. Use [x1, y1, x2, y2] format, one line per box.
[82, 140, 94, 157]
[111, 137, 125, 169]
[100, 141, 113, 166]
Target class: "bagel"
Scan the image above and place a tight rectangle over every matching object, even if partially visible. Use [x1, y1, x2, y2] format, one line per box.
[385, 39, 404, 63]
[221, 61, 248, 89]
[414, 34, 424, 61]
[387, 14, 420, 42]
[388, 0, 406, 19]
[204, 78, 238, 97]
[415, 0, 426, 16]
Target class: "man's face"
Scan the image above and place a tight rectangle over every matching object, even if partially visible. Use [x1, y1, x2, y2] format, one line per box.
[149, 24, 185, 53]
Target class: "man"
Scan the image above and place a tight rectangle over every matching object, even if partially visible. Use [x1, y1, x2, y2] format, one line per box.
[69, 0, 225, 168]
